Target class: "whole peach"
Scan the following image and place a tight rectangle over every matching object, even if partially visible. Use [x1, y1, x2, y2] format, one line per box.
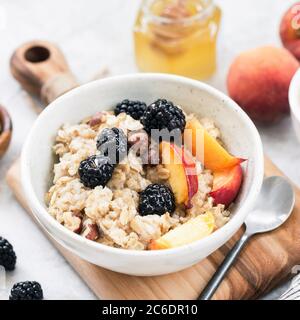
[227, 46, 299, 124]
[280, 2, 300, 60]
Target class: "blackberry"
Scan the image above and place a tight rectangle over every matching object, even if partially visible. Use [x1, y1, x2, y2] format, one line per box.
[0, 237, 16, 271]
[9, 281, 43, 300]
[96, 127, 127, 164]
[141, 99, 186, 135]
[139, 184, 175, 216]
[78, 155, 114, 189]
[114, 99, 147, 120]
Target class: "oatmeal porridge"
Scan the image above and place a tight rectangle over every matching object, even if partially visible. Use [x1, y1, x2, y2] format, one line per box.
[45, 99, 244, 250]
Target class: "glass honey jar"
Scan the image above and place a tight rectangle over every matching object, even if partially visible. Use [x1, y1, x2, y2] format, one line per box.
[133, 0, 221, 79]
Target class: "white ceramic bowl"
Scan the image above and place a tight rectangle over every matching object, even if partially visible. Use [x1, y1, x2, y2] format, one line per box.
[289, 69, 300, 142]
[21, 73, 264, 276]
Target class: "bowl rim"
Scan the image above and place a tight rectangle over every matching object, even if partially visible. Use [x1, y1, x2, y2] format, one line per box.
[21, 73, 264, 257]
[289, 68, 300, 124]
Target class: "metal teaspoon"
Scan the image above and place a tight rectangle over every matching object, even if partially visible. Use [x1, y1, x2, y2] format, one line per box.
[198, 176, 295, 300]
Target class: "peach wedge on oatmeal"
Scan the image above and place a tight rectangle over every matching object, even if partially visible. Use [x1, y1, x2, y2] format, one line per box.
[184, 117, 244, 171]
[149, 211, 215, 250]
[160, 141, 198, 208]
[210, 165, 243, 208]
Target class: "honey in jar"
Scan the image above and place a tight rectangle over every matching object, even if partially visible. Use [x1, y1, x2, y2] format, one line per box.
[133, 0, 221, 79]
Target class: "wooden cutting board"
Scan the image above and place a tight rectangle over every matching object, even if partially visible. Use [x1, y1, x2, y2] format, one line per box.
[6, 41, 300, 300]
[6, 158, 300, 300]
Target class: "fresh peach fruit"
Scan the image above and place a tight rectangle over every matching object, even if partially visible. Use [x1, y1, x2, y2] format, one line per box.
[161, 141, 198, 208]
[227, 46, 299, 123]
[210, 165, 243, 207]
[280, 2, 300, 60]
[185, 117, 244, 171]
[148, 211, 215, 250]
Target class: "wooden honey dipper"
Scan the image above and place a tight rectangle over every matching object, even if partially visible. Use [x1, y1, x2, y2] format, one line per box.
[10, 40, 79, 106]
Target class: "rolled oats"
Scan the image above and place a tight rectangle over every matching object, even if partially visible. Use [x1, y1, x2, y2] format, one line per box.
[46, 109, 233, 250]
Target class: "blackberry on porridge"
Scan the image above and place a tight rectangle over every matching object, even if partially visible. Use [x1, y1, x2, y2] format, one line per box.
[45, 99, 244, 250]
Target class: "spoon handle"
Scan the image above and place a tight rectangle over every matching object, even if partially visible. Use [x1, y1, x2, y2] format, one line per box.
[198, 232, 251, 300]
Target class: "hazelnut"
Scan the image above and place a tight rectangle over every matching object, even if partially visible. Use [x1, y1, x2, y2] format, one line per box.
[63, 212, 82, 234]
[88, 112, 107, 127]
[81, 219, 100, 241]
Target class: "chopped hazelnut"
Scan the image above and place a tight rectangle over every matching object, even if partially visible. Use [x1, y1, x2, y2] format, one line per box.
[88, 112, 107, 127]
[81, 219, 100, 241]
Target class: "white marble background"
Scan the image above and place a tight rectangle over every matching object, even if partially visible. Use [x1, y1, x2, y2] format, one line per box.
[0, 0, 298, 300]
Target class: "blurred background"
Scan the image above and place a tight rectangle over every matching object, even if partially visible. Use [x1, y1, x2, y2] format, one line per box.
[0, 0, 298, 299]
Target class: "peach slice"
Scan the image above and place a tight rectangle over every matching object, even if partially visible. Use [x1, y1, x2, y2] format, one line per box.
[185, 117, 244, 171]
[210, 165, 243, 207]
[160, 142, 198, 207]
[148, 211, 215, 250]
[183, 150, 199, 209]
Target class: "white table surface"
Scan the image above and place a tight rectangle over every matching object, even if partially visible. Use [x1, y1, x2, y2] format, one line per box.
[0, 0, 299, 300]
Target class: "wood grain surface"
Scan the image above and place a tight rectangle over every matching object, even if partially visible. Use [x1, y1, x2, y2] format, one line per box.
[6, 157, 300, 300]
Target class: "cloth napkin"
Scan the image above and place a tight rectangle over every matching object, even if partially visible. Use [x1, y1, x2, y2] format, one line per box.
[279, 274, 300, 300]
